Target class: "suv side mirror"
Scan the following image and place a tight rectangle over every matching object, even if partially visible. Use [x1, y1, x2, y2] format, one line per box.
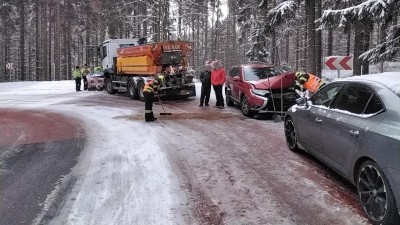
[296, 97, 308, 106]
[233, 76, 240, 82]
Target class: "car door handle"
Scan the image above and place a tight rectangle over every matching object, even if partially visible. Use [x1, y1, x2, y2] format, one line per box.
[349, 130, 359, 137]
[315, 118, 322, 123]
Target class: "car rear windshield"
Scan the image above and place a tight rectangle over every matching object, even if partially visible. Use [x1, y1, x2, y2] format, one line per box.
[243, 66, 283, 81]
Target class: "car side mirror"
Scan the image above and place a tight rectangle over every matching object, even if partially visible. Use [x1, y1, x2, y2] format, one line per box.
[296, 97, 308, 106]
[233, 76, 240, 82]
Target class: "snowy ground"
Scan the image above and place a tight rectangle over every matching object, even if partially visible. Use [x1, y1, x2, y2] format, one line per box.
[0, 80, 373, 225]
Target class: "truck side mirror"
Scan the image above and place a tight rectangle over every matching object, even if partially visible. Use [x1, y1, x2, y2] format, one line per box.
[138, 38, 147, 45]
[97, 46, 101, 58]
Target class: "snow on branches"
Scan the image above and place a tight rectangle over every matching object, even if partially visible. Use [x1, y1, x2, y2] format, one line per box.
[360, 24, 400, 62]
[318, 0, 400, 62]
[266, 0, 297, 29]
[318, 0, 396, 29]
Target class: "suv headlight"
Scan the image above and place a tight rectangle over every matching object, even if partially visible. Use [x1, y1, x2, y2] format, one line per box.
[251, 89, 270, 97]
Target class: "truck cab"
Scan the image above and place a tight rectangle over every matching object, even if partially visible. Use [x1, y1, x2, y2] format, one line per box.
[100, 39, 140, 73]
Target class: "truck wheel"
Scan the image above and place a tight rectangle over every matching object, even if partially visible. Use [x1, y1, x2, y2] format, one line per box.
[106, 78, 116, 94]
[137, 81, 145, 102]
[128, 80, 136, 100]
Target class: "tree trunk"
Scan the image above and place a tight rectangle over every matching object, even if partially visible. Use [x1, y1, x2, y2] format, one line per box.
[353, 24, 363, 75]
[295, 23, 300, 70]
[55, 0, 61, 80]
[306, 0, 316, 74]
[42, 0, 48, 81]
[327, 28, 333, 56]
[19, 0, 26, 80]
[35, 0, 41, 81]
[361, 23, 372, 75]
[315, 0, 322, 77]
[285, 32, 289, 64]
[204, 0, 209, 60]
[210, 0, 215, 59]
[191, 10, 195, 68]
[178, 0, 182, 38]
[346, 28, 351, 56]
[379, 21, 388, 72]
[48, 3, 52, 81]
[196, 13, 200, 69]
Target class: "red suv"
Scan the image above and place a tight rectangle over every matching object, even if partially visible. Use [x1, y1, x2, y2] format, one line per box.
[225, 63, 297, 117]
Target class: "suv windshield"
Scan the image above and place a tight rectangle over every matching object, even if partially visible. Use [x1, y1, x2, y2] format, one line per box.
[243, 66, 283, 81]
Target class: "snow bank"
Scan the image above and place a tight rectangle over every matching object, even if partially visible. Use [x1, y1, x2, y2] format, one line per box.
[0, 81, 74, 94]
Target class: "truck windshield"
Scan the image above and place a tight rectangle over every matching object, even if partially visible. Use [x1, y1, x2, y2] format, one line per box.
[119, 44, 135, 48]
[243, 66, 283, 81]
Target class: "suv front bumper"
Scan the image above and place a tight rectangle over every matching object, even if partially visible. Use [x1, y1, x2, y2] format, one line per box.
[250, 92, 297, 114]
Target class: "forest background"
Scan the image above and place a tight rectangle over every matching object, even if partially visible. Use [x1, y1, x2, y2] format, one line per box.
[0, 0, 399, 82]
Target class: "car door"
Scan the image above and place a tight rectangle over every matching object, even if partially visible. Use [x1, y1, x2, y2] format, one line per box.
[297, 83, 344, 159]
[321, 83, 383, 175]
[231, 67, 242, 101]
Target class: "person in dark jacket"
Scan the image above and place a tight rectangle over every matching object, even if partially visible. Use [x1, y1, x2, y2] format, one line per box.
[199, 61, 212, 106]
[143, 75, 165, 122]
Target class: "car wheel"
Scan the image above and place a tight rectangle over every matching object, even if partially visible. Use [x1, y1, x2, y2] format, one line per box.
[128, 80, 136, 100]
[241, 96, 253, 117]
[137, 81, 145, 102]
[225, 89, 234, 106]
[357, 160, 400, 225]
[106, 78, 116, 94]
[284, 117, 299, 152]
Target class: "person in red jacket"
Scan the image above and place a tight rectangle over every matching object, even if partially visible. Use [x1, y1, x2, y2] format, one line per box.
[210, 60, 226, 109]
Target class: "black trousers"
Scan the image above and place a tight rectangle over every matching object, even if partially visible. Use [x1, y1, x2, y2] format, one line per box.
[200, 82, 211, 105]
[83, 76, 88, 90]
[75, 77, 82, 91]
[213, 85, 224, 106]
[144, 92, 155, 121]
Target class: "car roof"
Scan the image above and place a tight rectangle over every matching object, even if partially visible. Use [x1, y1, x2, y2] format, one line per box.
[337, 72, 400, 96]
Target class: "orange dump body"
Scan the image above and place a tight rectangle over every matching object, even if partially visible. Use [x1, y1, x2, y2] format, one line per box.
[116, 41, 192, 76]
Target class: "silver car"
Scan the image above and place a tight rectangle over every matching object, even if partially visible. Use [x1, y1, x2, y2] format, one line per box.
[284, 73, 400, 225]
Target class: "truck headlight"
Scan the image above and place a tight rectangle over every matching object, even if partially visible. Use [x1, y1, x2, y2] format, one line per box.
[251, 89, 270, 97]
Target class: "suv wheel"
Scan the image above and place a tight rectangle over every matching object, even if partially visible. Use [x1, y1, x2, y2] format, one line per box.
[225, 89, 234, 106]
[241, 96, 253, 117]
[357, 160, 400, 225]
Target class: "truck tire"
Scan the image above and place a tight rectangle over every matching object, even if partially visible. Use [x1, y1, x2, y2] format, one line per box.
[106, 78, 116, 94]
[128, 80, 137, 100]
[137, 81, 145, 102]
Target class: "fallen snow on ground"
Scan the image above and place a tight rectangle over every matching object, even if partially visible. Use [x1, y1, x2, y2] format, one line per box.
[0, 81, 189, 225]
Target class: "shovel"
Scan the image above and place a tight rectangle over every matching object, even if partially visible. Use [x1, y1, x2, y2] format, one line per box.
[157, 95, 172, 115]
[265, 73, 282, 123]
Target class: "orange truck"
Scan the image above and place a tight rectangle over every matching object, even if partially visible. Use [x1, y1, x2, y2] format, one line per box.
[99, 38, 196, 100]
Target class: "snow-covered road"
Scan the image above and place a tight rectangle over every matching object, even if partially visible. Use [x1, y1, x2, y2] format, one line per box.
[0, 80, 371, 225]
